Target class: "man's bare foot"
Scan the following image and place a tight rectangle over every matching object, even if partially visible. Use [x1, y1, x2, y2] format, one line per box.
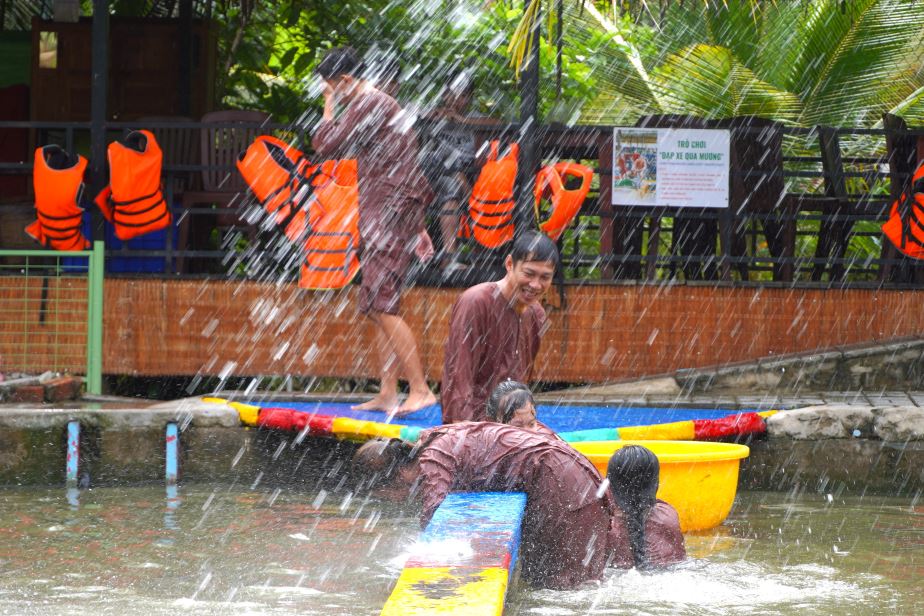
[351, 395, 400, 412]
[396, 390, 437, 415]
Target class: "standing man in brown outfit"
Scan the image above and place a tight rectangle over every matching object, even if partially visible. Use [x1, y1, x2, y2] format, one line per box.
[440, 231, 558, 423]
[312, 47, 436, 414]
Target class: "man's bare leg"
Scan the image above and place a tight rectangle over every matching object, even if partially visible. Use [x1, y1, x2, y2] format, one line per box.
[351, 319, 401, 411]
[439, 204, 459, 258]
[377, 312, 436, 414]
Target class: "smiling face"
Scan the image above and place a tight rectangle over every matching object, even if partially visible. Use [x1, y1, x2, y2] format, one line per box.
[503, 256, 555, 309]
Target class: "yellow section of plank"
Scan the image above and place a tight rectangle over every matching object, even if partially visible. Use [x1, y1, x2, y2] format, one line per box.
[619, 420, 695, 441]
[221, 400, 260, 426]
[332, 417, 403, 440]
[381, 567, 508, 616]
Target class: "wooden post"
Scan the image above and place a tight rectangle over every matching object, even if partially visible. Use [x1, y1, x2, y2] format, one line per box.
[515, 0, 541, 238]
[89, 0, 109, 241]
[816, 126, 851, 282]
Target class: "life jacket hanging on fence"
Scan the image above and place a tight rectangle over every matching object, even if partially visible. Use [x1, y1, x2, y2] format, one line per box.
[94, 130, 171, 241]
[534, 162, 593, 241]
[25, 145, 91, 251]
[236, 135, 312, 239]
[468, 140, 518, 249]
[289, 159, 360, 290]
[236, 137, 360, 289]
[882, 159, 924, 259]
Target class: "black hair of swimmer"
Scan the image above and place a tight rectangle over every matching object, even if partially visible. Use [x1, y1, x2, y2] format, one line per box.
[607, 445, 660, 568]
[510, 231, 559, 270]
[316, 46, 365, 80]
[486, 379, 532, 423]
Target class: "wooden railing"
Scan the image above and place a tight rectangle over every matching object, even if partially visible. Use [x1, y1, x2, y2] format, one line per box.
[2, 116, 923, 287]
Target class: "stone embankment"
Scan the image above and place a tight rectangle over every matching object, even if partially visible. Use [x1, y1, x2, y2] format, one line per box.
[743, 404, 924, 496]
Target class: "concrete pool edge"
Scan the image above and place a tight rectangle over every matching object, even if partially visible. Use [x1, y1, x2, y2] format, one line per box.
[1, 397, 922, 498]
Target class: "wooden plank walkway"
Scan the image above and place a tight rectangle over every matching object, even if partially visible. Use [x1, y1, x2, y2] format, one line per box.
[380, 492, 527, 616]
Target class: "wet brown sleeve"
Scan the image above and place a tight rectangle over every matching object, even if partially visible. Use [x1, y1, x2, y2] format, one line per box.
[440, 295, 484, 423]
[416, 437, 461, 527]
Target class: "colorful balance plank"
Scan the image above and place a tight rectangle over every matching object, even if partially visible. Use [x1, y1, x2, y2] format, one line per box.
[380, 492, 527, 616]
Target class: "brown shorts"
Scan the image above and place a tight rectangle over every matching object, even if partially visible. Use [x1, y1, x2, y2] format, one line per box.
[358, 247, 412, 315]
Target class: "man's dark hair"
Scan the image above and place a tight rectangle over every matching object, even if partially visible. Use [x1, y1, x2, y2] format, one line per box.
[316, 46, 363, 80]
[510, 231, 559, 269]
[486, 380, 532, 423]
[607, 445, 660, 568]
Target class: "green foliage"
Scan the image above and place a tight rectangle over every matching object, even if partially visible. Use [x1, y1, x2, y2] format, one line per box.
[211, 1, 607, 123]
[582, 0, 924, 128]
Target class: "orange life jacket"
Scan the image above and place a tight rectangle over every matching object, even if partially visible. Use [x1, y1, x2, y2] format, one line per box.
[236, 135, 312, 236]
[25, 145, 91, 251]
[94, 130, 171, 241]
[533, 162, 593, 241]
[291, 160, 360, 290]
[882, 159, 924, 259]
[237, 138, 360, 289]
[468, 140, 518, 248]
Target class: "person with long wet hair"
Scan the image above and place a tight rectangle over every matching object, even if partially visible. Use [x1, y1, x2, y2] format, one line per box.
[606, 445, 686, 568]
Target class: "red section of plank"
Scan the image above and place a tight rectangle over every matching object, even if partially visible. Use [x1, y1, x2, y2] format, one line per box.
[693, 412, 766, 439]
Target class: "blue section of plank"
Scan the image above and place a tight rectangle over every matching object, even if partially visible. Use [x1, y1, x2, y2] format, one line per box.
[273, 401, 749, 432]
[406, 492, 527, 572]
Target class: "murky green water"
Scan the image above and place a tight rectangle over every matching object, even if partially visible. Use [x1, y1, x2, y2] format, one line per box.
[0, 487, 920, 615]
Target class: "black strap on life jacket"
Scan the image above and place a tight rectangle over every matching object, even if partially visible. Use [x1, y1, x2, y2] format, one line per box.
[898, 162, 924, 249]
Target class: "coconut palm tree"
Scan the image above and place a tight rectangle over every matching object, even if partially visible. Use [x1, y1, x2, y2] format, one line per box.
[511, 0, 924, 128]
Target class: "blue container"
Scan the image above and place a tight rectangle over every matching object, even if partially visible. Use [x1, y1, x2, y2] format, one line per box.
[61, 211, 179, 274]
[59, 213, 92, 273]
[104, 219, 179, 274]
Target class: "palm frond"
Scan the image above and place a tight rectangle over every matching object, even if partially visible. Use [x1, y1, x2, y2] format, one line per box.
[652, 44, 802, 122]
[787, 0, 924, 126]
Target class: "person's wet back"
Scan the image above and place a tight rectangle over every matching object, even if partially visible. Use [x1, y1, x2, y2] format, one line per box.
[606, 445, 686, 568]
[354, 422, 614, 590]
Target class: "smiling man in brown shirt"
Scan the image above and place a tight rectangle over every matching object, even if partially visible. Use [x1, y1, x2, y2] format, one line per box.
[312, 47, 436, 414]
[440, 231, 558, 423]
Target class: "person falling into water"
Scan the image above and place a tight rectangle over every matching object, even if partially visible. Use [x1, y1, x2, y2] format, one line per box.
[440, 231, 558, 423]
[312, 46, 437, 415]
[353, 421, 615, 590]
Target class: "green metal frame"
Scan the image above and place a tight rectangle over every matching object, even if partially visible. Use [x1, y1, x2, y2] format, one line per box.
[0, 241, 104, 395]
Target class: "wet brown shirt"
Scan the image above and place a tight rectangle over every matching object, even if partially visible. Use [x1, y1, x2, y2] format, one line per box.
[608, 499, 687, 568]
[410, 422, 613, 589]
[312, 88, 431, 250]
[441, 283, 546, 423]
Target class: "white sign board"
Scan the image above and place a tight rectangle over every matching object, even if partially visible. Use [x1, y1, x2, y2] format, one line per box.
[611, 127, 730, 208]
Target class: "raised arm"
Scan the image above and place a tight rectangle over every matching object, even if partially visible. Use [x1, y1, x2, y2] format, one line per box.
[312, 92, 392, 157]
